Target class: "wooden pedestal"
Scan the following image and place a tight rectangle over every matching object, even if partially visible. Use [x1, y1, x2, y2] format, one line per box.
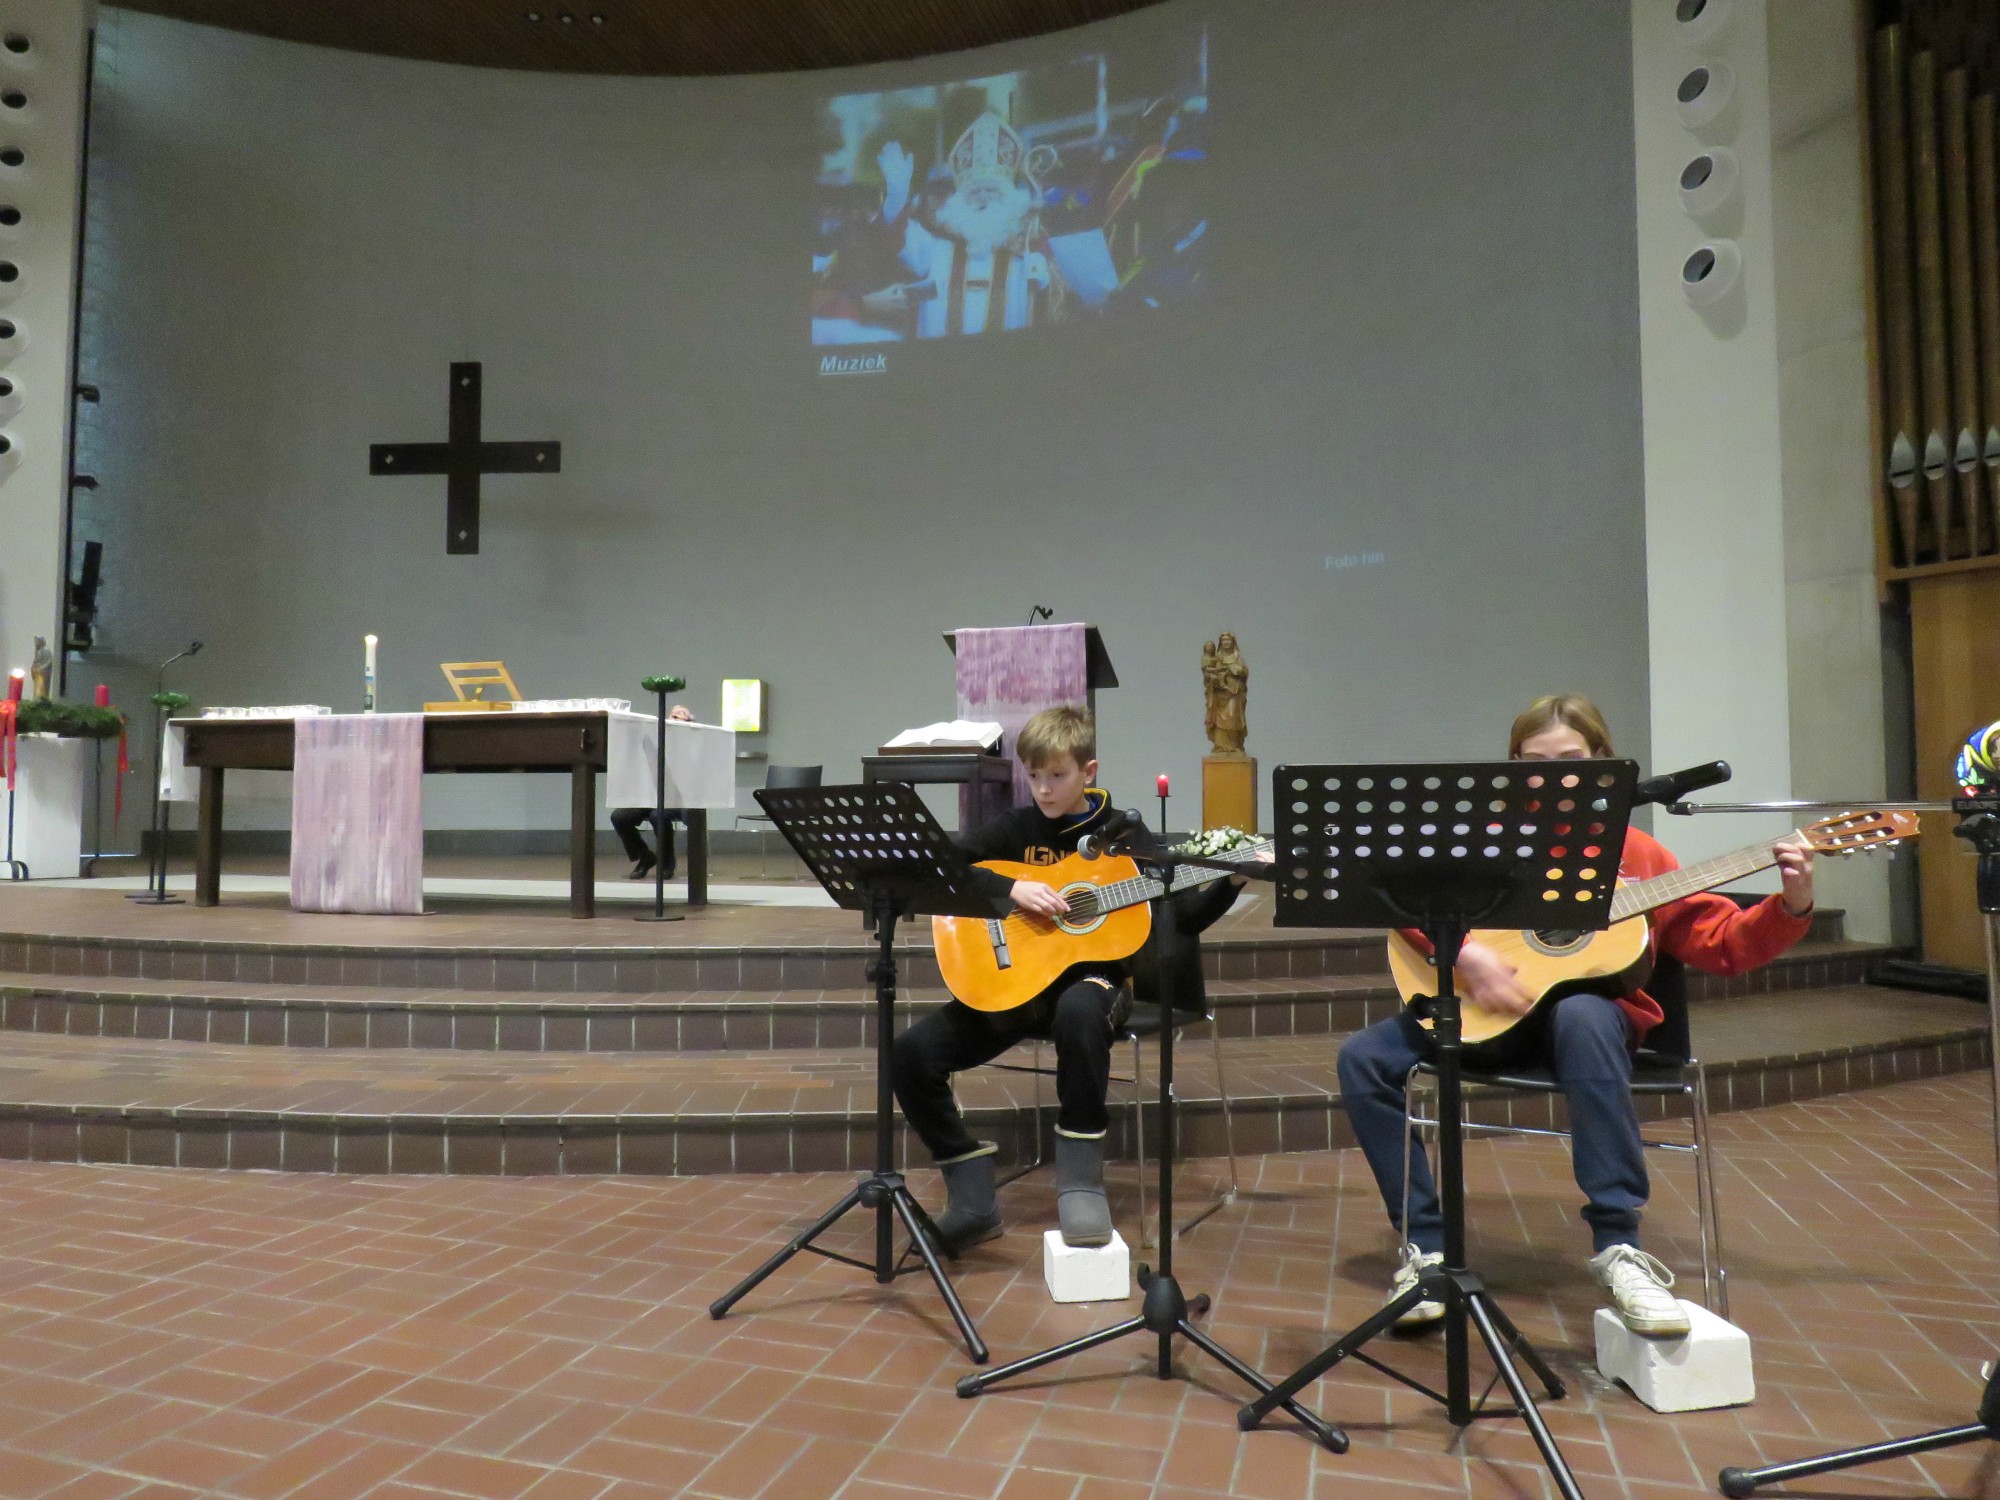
[1202, 753, 1258, 832]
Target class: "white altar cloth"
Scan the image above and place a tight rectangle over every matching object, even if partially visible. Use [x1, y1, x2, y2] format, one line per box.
[162, 710, 737, 810]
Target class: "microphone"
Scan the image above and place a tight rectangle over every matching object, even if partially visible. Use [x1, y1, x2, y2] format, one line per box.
[1077, 807, 1143, 860]
[1634, 760, 1732, 808]
[1025, 604, 1054, 625]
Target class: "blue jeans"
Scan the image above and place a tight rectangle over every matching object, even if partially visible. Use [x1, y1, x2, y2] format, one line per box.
[1336, 994, 1648, 1255]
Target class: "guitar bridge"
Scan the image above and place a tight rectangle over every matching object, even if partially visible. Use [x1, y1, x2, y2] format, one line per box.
[986, 919, 1013, 970]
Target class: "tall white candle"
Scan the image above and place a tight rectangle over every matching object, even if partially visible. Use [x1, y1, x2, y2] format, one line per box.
[363, 634, 378, 713]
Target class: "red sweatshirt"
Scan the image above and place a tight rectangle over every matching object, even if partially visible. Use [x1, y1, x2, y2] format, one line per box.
[1401, 827, 1812, 1042]
[1613, 826, 1812, 1039]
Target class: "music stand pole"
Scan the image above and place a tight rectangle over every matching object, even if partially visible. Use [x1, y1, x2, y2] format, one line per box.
[1236, 759, 1639, 1500]
[1715, 794, 2000, 1497]
[707, 782, 991, 1363]
[127, 695, 185, 905]
[954, 841, 1345, 1451]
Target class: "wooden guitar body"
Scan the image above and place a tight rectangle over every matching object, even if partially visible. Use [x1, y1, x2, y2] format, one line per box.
[932, 853, 1154, 1013]
[1386, 915, 1654, 1048]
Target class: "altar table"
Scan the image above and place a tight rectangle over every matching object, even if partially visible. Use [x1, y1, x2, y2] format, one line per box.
[166, 711, 735, 918]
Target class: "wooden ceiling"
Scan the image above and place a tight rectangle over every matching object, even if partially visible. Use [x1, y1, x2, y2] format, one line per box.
[110, 0, 1170, 76]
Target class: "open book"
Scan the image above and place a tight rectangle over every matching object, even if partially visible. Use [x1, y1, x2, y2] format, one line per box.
[881, 719, 1004, 753]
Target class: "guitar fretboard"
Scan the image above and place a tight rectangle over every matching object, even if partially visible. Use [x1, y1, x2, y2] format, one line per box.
[1023, 841, 1272, 922]
[1605, 834, 1797, 922]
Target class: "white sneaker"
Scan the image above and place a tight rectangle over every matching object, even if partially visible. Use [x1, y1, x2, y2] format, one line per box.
[1389, 1243, 1445, 1328]
[1589, 1245, 1691, 1337]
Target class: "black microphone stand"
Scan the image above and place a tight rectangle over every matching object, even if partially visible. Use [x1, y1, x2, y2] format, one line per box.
[129, 643, 200, 906]
[1715, 790, 2000, 1497]
[633, 675, 685, 925]
[955, 837, 1343, 1449]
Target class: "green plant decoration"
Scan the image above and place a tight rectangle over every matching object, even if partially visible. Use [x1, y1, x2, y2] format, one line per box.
[151, 691, 193, 714]
[640, 675, 687, 695]
[15, 700, 127, 739]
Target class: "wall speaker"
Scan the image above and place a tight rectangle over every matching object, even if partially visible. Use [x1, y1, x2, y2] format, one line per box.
[1679, 148, 1740, 219]
[1676, 62, 1736, 130]
[1675, 0, 1738, 52]
[1681, 240, 1742, 306]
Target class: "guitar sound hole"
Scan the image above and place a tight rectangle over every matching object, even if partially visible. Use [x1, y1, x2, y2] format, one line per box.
[1524, 929, 1592, 958]
[1535, 930, 1584, 946]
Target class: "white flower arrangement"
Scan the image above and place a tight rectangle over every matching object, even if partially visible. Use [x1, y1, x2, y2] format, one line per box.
[1175, 825, 1261, 856]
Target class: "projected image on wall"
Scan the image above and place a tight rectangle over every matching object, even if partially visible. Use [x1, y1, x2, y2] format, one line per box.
[812, 30, 1209, 346]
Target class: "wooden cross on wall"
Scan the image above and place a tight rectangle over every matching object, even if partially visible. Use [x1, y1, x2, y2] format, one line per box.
[368, 362, 562, 554]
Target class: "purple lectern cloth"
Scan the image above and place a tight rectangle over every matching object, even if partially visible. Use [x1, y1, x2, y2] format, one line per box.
[953, 623, 1091, 819]
[289, 713, 424, 915]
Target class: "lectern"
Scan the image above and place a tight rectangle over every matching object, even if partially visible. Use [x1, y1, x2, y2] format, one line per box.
[944, 623, 1117, 826]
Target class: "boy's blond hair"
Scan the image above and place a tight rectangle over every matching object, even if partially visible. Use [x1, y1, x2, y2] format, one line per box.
[1016, 705, 1096, 770]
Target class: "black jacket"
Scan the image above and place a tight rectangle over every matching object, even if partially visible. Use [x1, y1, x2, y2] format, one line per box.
[955, 788, 1238, 1014]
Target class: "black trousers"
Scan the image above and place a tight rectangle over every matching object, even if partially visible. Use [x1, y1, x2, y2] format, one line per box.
[609, 806, 684, 868]
[891, 974, 1124, 1162]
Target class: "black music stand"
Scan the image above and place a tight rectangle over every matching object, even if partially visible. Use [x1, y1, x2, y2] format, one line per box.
[1715, 791, 2000, 1497]
[1239, 759, 1637, 1500]
[955, 838, 1345, 1451]
[707, 782, 997, 1363]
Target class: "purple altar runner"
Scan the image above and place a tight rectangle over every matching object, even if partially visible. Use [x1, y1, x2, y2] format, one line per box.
[289, 713, 424, 915]
[953, 622, 1092, 823]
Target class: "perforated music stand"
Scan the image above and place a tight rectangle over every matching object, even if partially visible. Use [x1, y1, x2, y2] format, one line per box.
[1238, 758, 1636, 1500]
[707, 782, 1000, 1363]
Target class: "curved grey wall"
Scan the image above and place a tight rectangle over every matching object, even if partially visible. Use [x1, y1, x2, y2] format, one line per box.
[75, 0, 1644, 829]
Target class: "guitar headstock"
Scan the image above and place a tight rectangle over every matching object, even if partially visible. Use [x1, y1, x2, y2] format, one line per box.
[1801, 810, 1922, 856]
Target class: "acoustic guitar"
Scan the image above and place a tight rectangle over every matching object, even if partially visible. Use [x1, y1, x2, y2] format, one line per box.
[1385, 810, 1919, 1047]
[934, 841, 1272, 1013]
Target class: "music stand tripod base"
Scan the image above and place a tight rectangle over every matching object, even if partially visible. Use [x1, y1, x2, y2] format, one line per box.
[952, 841, 1344, 1453]
[1237, 758, 1638, 1500]
[705, 783, 995, 1364]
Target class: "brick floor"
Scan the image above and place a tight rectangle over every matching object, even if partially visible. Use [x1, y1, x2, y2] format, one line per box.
[0, 1073, 1988, 1498]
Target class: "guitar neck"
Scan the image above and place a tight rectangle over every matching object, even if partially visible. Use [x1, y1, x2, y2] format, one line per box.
[1606, 832, 1799, 922]
[1090, 843, 1271, 915]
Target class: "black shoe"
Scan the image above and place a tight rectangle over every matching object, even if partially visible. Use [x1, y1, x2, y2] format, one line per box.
[628, 855, 656, 880]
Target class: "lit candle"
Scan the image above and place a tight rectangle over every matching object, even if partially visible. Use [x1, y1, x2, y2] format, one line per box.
[363, 634, 378, 714]
[1157, 773, 1170, 798]
[5, 670, 20, 703]
[94, 683, 110, 708]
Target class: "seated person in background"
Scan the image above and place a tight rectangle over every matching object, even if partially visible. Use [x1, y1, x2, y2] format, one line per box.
[1336, 694, 1816, 1337]
[610, 703, 693, 880]
[891, 704, 1259, 1250]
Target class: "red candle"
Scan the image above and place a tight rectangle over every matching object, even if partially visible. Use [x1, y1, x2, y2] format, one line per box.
[1157, 773, 1170, 797]
[94, 684, 111, 708]
[5, 671, 21, 703]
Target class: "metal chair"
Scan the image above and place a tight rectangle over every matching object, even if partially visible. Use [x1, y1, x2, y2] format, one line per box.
[1400, 956, 1728, 1316]
[737, 764, 823, 877]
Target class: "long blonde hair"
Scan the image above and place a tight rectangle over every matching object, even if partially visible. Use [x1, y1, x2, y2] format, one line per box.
[1507, 694, 1614, 758]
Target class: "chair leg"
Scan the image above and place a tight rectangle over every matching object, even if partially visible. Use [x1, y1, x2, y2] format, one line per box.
[1691, 1060, 1729, 1319]
[998, 1038, 1048, 1188]
[1208, 1021, 1241, 1203]
[1400, 1067, 1428, 1247]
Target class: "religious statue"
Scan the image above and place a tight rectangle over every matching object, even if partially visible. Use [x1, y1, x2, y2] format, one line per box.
[29, 635, 52, 700]
[1202, 632, 1248, 756]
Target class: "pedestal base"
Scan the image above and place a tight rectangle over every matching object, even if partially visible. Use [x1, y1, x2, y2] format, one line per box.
[13, 735, 88, 879]
[1594, 1302, 1754, 1412]
[1042, 1229, 1131, 1303]
[1201, 754, 1258, 832]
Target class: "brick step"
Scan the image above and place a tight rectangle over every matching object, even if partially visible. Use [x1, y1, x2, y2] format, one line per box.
[0, 927, 1390, 993]
[0, 937, 1888, 1053]
[0, 984, 1975, 1176]
[0, 970, 1400, 1051]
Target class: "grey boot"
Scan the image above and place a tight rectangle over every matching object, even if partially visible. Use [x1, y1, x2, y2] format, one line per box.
[1055, 1133, 1114, 1247]
[929, 1147, 1002, 1254]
